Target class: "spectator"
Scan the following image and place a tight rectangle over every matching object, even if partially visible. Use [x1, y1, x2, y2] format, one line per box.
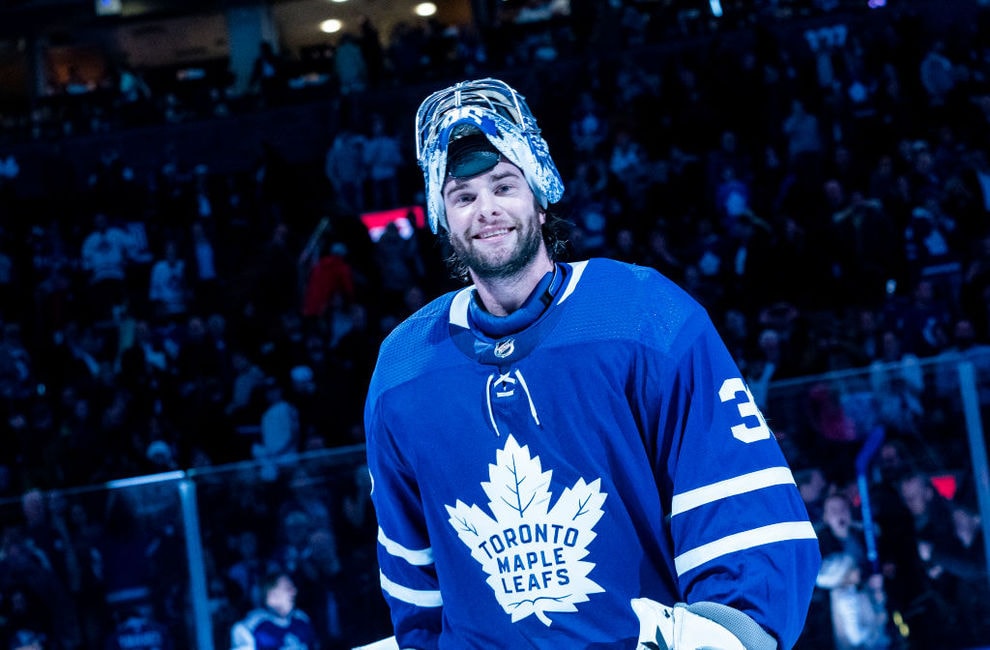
[249, 42, 286, 107]
[818, 493, 869, 574]
[827, 191, 898, 307]
[334, 33, 368, 97]
[270, 509, 311, 579]
[230, 569, 317, 650]
[902, 205, 959, 294]
[293, 528, 344, 647]
[116, 318, 170, 398]
[895, 277, 953, 358]
[372, 222, 423, 315]
[325, 127, 367, 215]
[362, 114, 403, 210]
[173, 314, 228, 394]
[301, 240, 354, 334]
[147, 240, 189, 325]
[251, 378, 300, 481]
[226, 530, 266, 611]
[868, 329, 924, 437]
[814, 552, 890, 650]
[923, 494, 990, 647]
[189, 221, 221, 314]
[919, 40, 955, 109]
[795, 466, 829, 523]
[257, 223, 300, 319]
[782, 99, 824, 166]
[606, 126, 649, 203]
[714, 165, 752, 230]
[79, 213, 142, 324]
[569, 90, 608, 155]
[747, 328, 785, 411]
[898, 473, 957, 563]
[225, 350, 265, 420]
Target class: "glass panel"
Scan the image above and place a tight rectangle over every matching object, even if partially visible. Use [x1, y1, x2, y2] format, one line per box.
[190, 445, 393, 650]
[0, 352, 986, 649]
[771, 350, 990, 649]
[0, 473, 191, 649]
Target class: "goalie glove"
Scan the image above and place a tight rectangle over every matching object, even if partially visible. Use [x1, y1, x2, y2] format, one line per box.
[630, 598, 777, 650]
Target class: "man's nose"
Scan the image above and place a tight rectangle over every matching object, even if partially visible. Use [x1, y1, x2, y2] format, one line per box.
[475, 188, 499, 217]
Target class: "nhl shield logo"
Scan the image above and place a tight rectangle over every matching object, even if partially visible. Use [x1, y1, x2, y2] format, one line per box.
[494, 339, 515, 358]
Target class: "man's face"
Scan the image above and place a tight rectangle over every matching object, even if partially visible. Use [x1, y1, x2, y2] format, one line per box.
[443, 161, 545, 281]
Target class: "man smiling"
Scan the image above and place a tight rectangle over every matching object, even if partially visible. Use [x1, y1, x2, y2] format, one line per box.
[364, 78, 820, 649]
[442, 140, 550, 307]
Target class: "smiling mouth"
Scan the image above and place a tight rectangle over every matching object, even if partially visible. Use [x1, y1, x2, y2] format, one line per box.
[475, 228, 512, 240]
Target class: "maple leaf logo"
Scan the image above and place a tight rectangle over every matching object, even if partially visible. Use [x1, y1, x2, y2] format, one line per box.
[445, 434, 607, 626]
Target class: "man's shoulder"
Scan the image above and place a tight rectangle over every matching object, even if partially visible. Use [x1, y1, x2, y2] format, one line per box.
[566, 258, 710, 352]
[374, 291, 458, 368]
[571, 258, 697, 309]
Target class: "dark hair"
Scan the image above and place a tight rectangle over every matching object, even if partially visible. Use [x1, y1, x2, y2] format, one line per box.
[443, 209, 571, 283]
[261, 567, 291, 594]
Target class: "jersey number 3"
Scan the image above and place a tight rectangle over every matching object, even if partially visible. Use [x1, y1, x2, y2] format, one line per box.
[718, 378, 772, 443]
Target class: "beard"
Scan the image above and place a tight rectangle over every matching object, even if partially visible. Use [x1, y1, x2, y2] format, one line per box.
[447, 209, 544, 281]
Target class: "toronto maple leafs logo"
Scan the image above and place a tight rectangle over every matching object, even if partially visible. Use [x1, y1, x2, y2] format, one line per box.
[445, 435, 607, 626]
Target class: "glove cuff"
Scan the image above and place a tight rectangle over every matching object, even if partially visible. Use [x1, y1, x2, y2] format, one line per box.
[685, 601, 777, 650]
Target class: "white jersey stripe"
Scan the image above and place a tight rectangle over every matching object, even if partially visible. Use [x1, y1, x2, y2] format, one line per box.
[380, 570, 443, 608]
[671, 467, 796, 517]
[379, 527, 434, 566]
[448, 287, 473, 329]
[557, 260, 588, 304]
[674, 521, 818, 576]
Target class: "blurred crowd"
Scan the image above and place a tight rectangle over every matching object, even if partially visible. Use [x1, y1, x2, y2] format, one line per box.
[1, 0, 875, 143]
[1, 0, 990, 648]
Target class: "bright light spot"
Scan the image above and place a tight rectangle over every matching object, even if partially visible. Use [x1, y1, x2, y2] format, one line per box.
[320, 19, 343, 33]
[709, 0, 723, 17]
[415, 3, 437, 17]
[331, 0, 348, 3]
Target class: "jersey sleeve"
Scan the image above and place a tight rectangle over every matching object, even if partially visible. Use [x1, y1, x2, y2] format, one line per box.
[365, 393, 443, 650]
[656, 309, 821, 650]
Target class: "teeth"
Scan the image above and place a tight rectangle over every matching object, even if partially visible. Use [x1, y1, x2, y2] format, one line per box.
[479, 229, 509, 239]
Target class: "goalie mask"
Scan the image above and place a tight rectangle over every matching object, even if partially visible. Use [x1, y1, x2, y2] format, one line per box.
[415, 77, 565, 233]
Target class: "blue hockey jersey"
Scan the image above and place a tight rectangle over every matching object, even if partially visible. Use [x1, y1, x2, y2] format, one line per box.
[230, 607, 317, 650]
[365, 259, 820, 649]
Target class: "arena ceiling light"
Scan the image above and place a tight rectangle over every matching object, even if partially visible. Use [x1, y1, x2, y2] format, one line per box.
[320, 18, 343, 33]
[415, 3, 437, 17]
